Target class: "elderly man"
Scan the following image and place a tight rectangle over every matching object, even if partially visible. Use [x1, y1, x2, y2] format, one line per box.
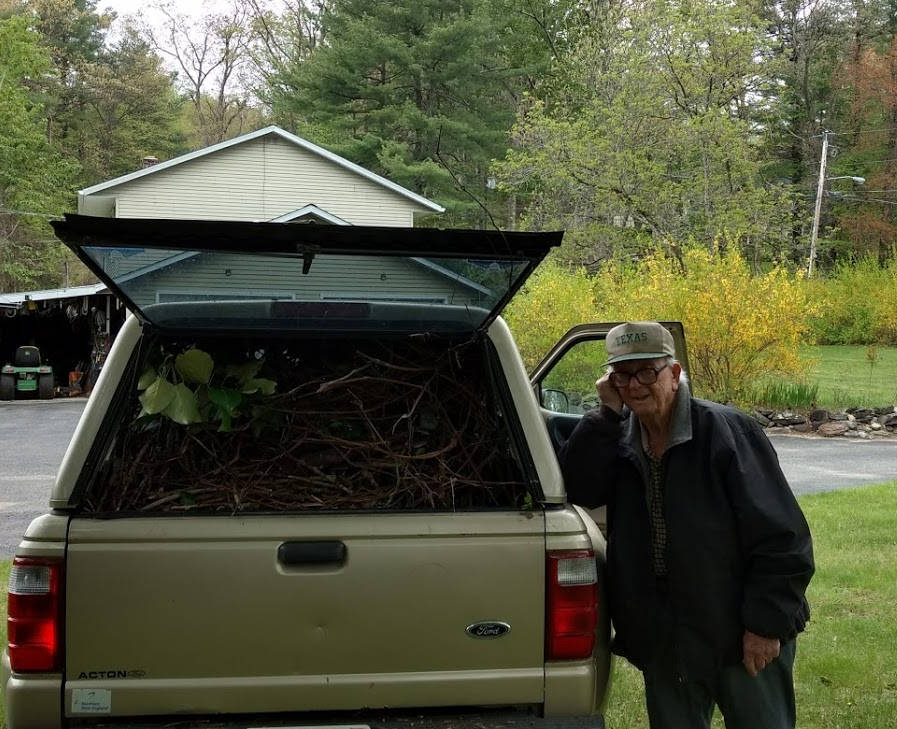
[560, 321, 814, 729]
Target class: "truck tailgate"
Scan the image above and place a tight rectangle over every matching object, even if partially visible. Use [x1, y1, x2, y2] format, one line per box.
[64, 512, 545, 719]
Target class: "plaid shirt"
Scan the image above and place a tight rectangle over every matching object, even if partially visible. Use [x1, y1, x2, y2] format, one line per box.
[644, 450, 667, 576]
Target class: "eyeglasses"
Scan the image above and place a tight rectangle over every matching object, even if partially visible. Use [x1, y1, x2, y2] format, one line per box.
[609, 363, 670, 388]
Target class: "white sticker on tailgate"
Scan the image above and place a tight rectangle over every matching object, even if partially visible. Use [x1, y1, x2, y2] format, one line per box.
[71, 688, 112, 713]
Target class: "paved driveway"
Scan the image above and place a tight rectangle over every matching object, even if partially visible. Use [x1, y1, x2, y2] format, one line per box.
[767, 432, 897, 494]
[1, 400, 896, 555]
[0, 399, 87, 555]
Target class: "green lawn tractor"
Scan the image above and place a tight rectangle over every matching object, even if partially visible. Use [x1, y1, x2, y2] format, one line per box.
[1, 346, 54, 400]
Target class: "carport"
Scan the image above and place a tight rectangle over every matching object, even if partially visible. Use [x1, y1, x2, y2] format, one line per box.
[0, 284, 125, 395]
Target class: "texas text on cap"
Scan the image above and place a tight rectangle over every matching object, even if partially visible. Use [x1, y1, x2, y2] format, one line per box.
[604, 321, 675, 366]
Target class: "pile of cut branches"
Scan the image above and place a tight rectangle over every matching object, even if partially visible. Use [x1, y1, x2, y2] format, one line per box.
[87, 337, 530, 513]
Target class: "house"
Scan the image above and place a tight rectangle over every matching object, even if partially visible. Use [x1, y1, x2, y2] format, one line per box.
[78, 125, 444, 226]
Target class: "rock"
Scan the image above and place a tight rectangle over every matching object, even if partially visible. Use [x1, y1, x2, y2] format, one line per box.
[880, 413, 897, 428]
[829, 412, 848, 421]
[852, 408, 876, 423]
[771, 412, 805, 426]
[753, 411, 773, 427]
[874, 406, 896, 416]
[848, 420, 857, 430]
[858, 431, 869, 439]
[844, 429, 862, 437]
[817, 422, 849, 437]
[809, 409, 829, 424]
[871, 421, 883, 430]
[791, 422, 814, 433]
[847, 413, 856, 422]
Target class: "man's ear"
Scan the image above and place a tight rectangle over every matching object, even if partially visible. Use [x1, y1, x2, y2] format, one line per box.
[670, 361, 682, 391]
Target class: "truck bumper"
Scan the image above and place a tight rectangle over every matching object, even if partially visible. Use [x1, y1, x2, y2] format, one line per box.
[2, 650, 63, 729]
[67, 708, 604, 729]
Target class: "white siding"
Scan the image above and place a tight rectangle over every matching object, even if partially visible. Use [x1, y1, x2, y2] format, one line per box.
[102, 135, 424, 226]
[122, 252, 482, 310]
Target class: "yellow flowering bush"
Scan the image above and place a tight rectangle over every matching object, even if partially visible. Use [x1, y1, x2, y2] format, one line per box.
[591, 243, 811, 401]
[504, 259, 598, 387]
[506, 243, 811, 403]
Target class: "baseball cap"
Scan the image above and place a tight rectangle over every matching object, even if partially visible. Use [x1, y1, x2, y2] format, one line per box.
[604, 321, 675, 366]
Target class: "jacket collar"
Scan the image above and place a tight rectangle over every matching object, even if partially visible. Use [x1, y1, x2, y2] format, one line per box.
[622, 379, 694, 459]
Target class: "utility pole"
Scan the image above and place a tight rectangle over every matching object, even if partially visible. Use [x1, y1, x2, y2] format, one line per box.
[808, 130, 829, 277]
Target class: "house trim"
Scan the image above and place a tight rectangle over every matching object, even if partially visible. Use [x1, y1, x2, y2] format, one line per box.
[271, 205, 350, 225]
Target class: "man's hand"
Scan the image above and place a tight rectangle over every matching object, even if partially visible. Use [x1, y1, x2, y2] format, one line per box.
[742, 630, 780, 677]
[596, 372, 623, 414]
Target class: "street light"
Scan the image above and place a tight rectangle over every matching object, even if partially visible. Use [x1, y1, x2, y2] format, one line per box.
[807, 130, 866, 276]
[826, 176, 866, 184]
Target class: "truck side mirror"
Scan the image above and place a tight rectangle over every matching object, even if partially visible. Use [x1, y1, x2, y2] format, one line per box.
[541, 388, 569, 414]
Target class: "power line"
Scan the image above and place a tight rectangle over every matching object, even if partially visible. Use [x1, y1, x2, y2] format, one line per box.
[823, 158, 897, 167]
[829, 127, 897, 137]
[834, 194, 897, 207]
[834, 189, 897, 194]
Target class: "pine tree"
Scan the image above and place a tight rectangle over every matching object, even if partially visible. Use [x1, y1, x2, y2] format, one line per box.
[267, 0, 565, 227]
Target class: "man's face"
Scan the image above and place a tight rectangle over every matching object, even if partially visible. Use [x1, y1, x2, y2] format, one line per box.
[611, 358, 682, 422]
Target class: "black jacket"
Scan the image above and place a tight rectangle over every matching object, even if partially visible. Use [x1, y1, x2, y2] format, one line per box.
[559, 387, 814, 678]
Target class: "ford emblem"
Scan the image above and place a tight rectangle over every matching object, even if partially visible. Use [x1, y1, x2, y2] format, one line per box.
[466, 621, 511, 639]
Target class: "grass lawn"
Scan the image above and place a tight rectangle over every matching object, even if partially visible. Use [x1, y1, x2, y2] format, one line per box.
[801, 345, 897, 409]
[604, 481, 897, 728]
[0, 483, 895, 728]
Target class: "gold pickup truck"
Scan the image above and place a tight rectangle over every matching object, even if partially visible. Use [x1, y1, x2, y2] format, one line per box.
[4, 216, 686, 729]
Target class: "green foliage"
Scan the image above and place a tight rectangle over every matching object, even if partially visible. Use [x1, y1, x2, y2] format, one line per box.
[137, 348, 278, 431]
[495, 0, 794, 263]
[744, 380, 820, 411]
[0, 13, 79, 291]
[77, 28, 187, 181]
[808, 255, 897, 345]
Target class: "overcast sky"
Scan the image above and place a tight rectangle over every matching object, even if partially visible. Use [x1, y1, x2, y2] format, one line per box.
[97, 1, 249, 36]
[98, 0, 230, 20]
[97, 0, 276, 23]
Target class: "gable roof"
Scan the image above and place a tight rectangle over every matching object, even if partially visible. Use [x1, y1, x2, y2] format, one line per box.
[271, 204, 350, 224]
[79, 126, 445, 214]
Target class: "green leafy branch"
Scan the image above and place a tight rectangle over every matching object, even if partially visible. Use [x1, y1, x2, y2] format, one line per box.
[137, 348, 277, 431]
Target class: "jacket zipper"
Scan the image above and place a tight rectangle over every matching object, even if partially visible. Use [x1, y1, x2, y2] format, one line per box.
[659, 448, 685, 683]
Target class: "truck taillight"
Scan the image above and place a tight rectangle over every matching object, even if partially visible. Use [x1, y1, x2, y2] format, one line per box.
[7, 557, 63, 672]
[546, 550, 598, 661]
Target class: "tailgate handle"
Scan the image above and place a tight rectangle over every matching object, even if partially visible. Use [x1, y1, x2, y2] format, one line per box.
[278, 541, 346, 566]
